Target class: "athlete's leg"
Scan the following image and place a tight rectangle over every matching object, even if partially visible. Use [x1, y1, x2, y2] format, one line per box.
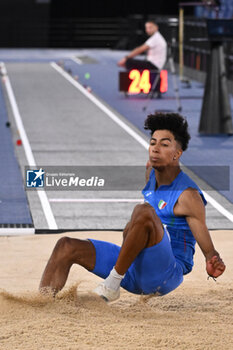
[39, 203, 163, 298]
[115, 202, 164, 275]
[39, 238, 96, 294]
[93, 203, 164, 300]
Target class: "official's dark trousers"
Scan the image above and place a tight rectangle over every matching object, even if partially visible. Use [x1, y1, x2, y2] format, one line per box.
[125, 58, 159, 71]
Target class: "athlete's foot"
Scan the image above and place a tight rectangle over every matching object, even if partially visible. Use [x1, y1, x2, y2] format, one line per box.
[93, 282, 120, 302]
[39, 286, 57, 298]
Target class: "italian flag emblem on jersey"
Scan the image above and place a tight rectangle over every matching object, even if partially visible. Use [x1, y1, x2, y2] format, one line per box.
[158, 200, 167, 210]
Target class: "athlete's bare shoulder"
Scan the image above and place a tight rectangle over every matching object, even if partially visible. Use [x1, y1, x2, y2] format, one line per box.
[174, 187, 205, 218]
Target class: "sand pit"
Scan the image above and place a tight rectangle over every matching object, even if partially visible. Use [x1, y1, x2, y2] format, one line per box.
[0, 230, 232, 350]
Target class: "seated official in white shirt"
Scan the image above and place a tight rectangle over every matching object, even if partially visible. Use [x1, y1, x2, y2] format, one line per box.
[117, 20, 167, 72]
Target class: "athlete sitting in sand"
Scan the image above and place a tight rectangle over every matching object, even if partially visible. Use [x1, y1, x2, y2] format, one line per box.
[39, 113, 226, 301]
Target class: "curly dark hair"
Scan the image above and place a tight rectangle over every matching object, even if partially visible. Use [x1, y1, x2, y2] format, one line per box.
[144, 112, 191, 151]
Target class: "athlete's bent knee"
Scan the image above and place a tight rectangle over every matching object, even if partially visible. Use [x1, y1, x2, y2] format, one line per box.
[53, 236, 74, 259]
[131, 203, 163, 236]
[132, 203, 158, 220]
[55, 236, 70, 249]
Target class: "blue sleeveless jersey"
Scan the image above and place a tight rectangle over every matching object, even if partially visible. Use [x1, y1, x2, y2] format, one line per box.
[142, 169, 207, 274]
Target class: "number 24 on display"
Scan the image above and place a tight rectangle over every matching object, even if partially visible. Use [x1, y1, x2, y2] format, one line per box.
[128, 69, 151, 94]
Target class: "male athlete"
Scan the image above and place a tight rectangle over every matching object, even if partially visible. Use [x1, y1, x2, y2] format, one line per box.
[39, 113, 226, 302]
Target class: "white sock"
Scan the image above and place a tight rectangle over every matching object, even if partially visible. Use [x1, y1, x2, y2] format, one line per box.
[104, 267, 125, 291]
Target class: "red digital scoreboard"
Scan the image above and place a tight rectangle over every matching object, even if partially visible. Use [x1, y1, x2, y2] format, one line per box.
[119, 69, 168, 95]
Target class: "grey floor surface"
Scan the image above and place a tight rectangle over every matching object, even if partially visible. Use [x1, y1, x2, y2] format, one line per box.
[4, 62, 233, 230]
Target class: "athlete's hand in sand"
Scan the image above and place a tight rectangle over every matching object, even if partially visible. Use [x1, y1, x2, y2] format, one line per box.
[206, 255, 226, 278]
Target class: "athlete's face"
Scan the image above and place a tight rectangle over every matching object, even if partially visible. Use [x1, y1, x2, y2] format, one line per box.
[145, 22, 158, 36]
[149, 130, 182, 169]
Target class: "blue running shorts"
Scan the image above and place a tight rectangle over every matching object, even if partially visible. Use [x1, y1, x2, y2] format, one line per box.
[88, 227, 183, 295]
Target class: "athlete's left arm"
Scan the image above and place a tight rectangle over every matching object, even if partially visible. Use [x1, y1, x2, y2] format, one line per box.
[176, 188, 226, 278]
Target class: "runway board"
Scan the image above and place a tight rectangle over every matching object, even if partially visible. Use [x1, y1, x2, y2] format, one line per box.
[1, 52, 233, 231]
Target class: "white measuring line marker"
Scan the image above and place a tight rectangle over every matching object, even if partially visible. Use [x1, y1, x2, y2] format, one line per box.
[49, 198, 144, 203]
[2, 63, 58, 230]
[51, 61, 233, 224]
[0, 228, 35, 236]
[202, 191, 233, 223]
[71, 57, 83, 65]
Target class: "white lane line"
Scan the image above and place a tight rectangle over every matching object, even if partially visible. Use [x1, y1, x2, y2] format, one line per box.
[50, 62, 149, 150]
[71, 57, 83, 65]
[51, 61, 233, 224]
[2, 63, 58, 230]
[203, 191, 233, 223]
[0, 228, 35, 236]
[49, 198, 144, 203]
